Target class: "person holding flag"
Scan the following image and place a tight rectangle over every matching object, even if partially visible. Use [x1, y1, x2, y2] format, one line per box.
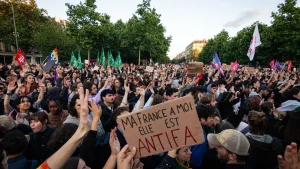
[211, 52, 224, 77]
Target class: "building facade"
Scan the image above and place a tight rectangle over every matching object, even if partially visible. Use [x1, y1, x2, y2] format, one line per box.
[0, 41, 42, 64]
[174, 39, 208, 61]
[54, 17, 68, 29]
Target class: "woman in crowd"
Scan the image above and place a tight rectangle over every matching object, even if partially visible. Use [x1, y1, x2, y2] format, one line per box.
[25, 112, 55, 163]
[47, 100, 69, 128]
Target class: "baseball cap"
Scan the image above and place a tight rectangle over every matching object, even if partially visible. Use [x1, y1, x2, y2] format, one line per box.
[207, 129, 250, 156]
[259, 85, 272, 92]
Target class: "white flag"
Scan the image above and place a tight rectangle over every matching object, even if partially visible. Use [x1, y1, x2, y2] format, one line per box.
[247, 23, 262, 61]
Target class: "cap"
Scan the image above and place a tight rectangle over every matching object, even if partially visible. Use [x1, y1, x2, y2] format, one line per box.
[259, 85, 272, 92]
[207, 129, 250, 156]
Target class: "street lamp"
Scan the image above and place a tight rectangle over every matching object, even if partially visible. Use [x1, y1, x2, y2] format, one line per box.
[11, 0, 19, 51]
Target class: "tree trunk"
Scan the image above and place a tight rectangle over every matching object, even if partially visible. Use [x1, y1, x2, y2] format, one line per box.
[138, 48, 141, 65]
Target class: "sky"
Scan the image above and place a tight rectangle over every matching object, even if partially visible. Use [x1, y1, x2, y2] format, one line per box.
[35, 0, 299, 59]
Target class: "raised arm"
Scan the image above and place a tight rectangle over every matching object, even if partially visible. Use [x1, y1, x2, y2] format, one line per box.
[36, 80, 45, 105]
[40, 87, 91, 169]
[4, 81, 16, 114]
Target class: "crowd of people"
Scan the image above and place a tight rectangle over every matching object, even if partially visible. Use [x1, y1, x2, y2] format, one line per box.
[0, 62, 300, 169]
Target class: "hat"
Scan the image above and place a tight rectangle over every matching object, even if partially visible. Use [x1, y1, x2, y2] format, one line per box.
[259, 85, 272, 92]
[207, 129, 250, 156]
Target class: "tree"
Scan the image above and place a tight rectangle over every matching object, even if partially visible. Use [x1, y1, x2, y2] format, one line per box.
[65, 0, 111, 60]
[0, 0, 48, 52]
[198, 30, 229, 63]
[124, 0, 171, 64]
[270, 0, 300, 65]
[33, 20, 77, 61]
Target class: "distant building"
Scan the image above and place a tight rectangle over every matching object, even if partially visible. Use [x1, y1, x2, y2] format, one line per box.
[0, 41, 42, 64]
[54, 17, 68, 29]
[174, 39, 207, 61]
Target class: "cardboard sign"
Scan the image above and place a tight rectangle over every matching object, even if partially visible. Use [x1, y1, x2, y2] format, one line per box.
[245, 67, 256, 74]
[222, 64, 230, 71]
[146, 66, 154, 72]
[187, 62, 204, 74]
[117, 95, 204, 158]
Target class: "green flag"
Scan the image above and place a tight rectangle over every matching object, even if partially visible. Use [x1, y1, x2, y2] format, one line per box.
[101, 48, 106, 69]
[115, 51, 122, 69]
[108, 50, 115, 67]
[70, 51, 77, 67]
[97, 51, 100, 64]
[77, 51, 83, 69]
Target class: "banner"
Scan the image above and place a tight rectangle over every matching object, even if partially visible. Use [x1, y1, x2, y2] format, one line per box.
[187, 62, 204, 74]
[146, 66, 154, 72]
[117, 95, 204, 157]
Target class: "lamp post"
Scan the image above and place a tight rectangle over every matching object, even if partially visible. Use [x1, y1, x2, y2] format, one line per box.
[11, 1, 19, 51]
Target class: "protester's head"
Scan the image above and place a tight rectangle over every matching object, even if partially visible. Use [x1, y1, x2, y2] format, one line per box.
[28, 112, 49, 133]
[48, 123, 77, 153]
[14, 96, 32, 112]
[284, 111, 300, 146]
[248, 111, 267, 135]
[152, 94, 165, 106]
[68, 94, 80, 118]
[176, 146, 192, 162]
[208, 129, 250, 164]
[215, 122, 235, 134]
[0, 144, 7, 169]
[101, 89, 115, 104]
[261, 102, 274, 115]
[48, 100, 62, 115]
[133, 76, 143, 86]
[200, 93, 217, 107]
[63, 157, 90, 169]
[25, 73, 34, 84]
[247, 96, 262, 112]
[196, 104, 214, 127]
[113, 79, 121, 88]
[112, 106, 129, 129]
[209, 83, 218, 94]
[84, 82, 97, 95]
[258, 85, 272, 97]
[165, 88, 179, 101]
[2, 130, 27, 156]
[226, 107, 248, 128]
[285, 87, 300, 100]
[0, 116, 16, 138]
[252, 78, 260, 89]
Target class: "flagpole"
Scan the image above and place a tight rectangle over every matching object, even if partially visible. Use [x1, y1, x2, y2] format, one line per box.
[42, 56, 48, 64]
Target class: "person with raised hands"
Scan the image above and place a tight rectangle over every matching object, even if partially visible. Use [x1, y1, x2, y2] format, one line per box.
[277, 142, 300, 169]
[37, 87, 91, 169]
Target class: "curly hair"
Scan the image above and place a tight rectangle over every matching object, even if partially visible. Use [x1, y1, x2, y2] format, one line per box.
[247, 96, 261, 112]
[68, 94, 80, 118]
[47, 123, 77, 153]
[2, 130, 28, 155]
[248, 111, 267, 135]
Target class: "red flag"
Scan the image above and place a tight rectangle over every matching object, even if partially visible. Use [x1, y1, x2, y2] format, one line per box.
[14, 49, 26, 66]
[269, 59, 275, 69]
[288, 60, 293, 70]
[231, 60, 239, 73]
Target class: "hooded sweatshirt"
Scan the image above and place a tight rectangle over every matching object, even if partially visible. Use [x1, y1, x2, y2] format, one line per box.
[246, 133, 283, 169]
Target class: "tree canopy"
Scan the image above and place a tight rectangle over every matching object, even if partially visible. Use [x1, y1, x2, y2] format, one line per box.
[197, 0, 300, 66]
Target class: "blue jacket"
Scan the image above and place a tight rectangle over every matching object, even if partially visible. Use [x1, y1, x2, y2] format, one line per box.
[8, 155, 38, 169]
[190, 124, 208, 168]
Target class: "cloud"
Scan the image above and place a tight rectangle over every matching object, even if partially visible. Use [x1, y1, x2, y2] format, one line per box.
[224, 8, 264, 28]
